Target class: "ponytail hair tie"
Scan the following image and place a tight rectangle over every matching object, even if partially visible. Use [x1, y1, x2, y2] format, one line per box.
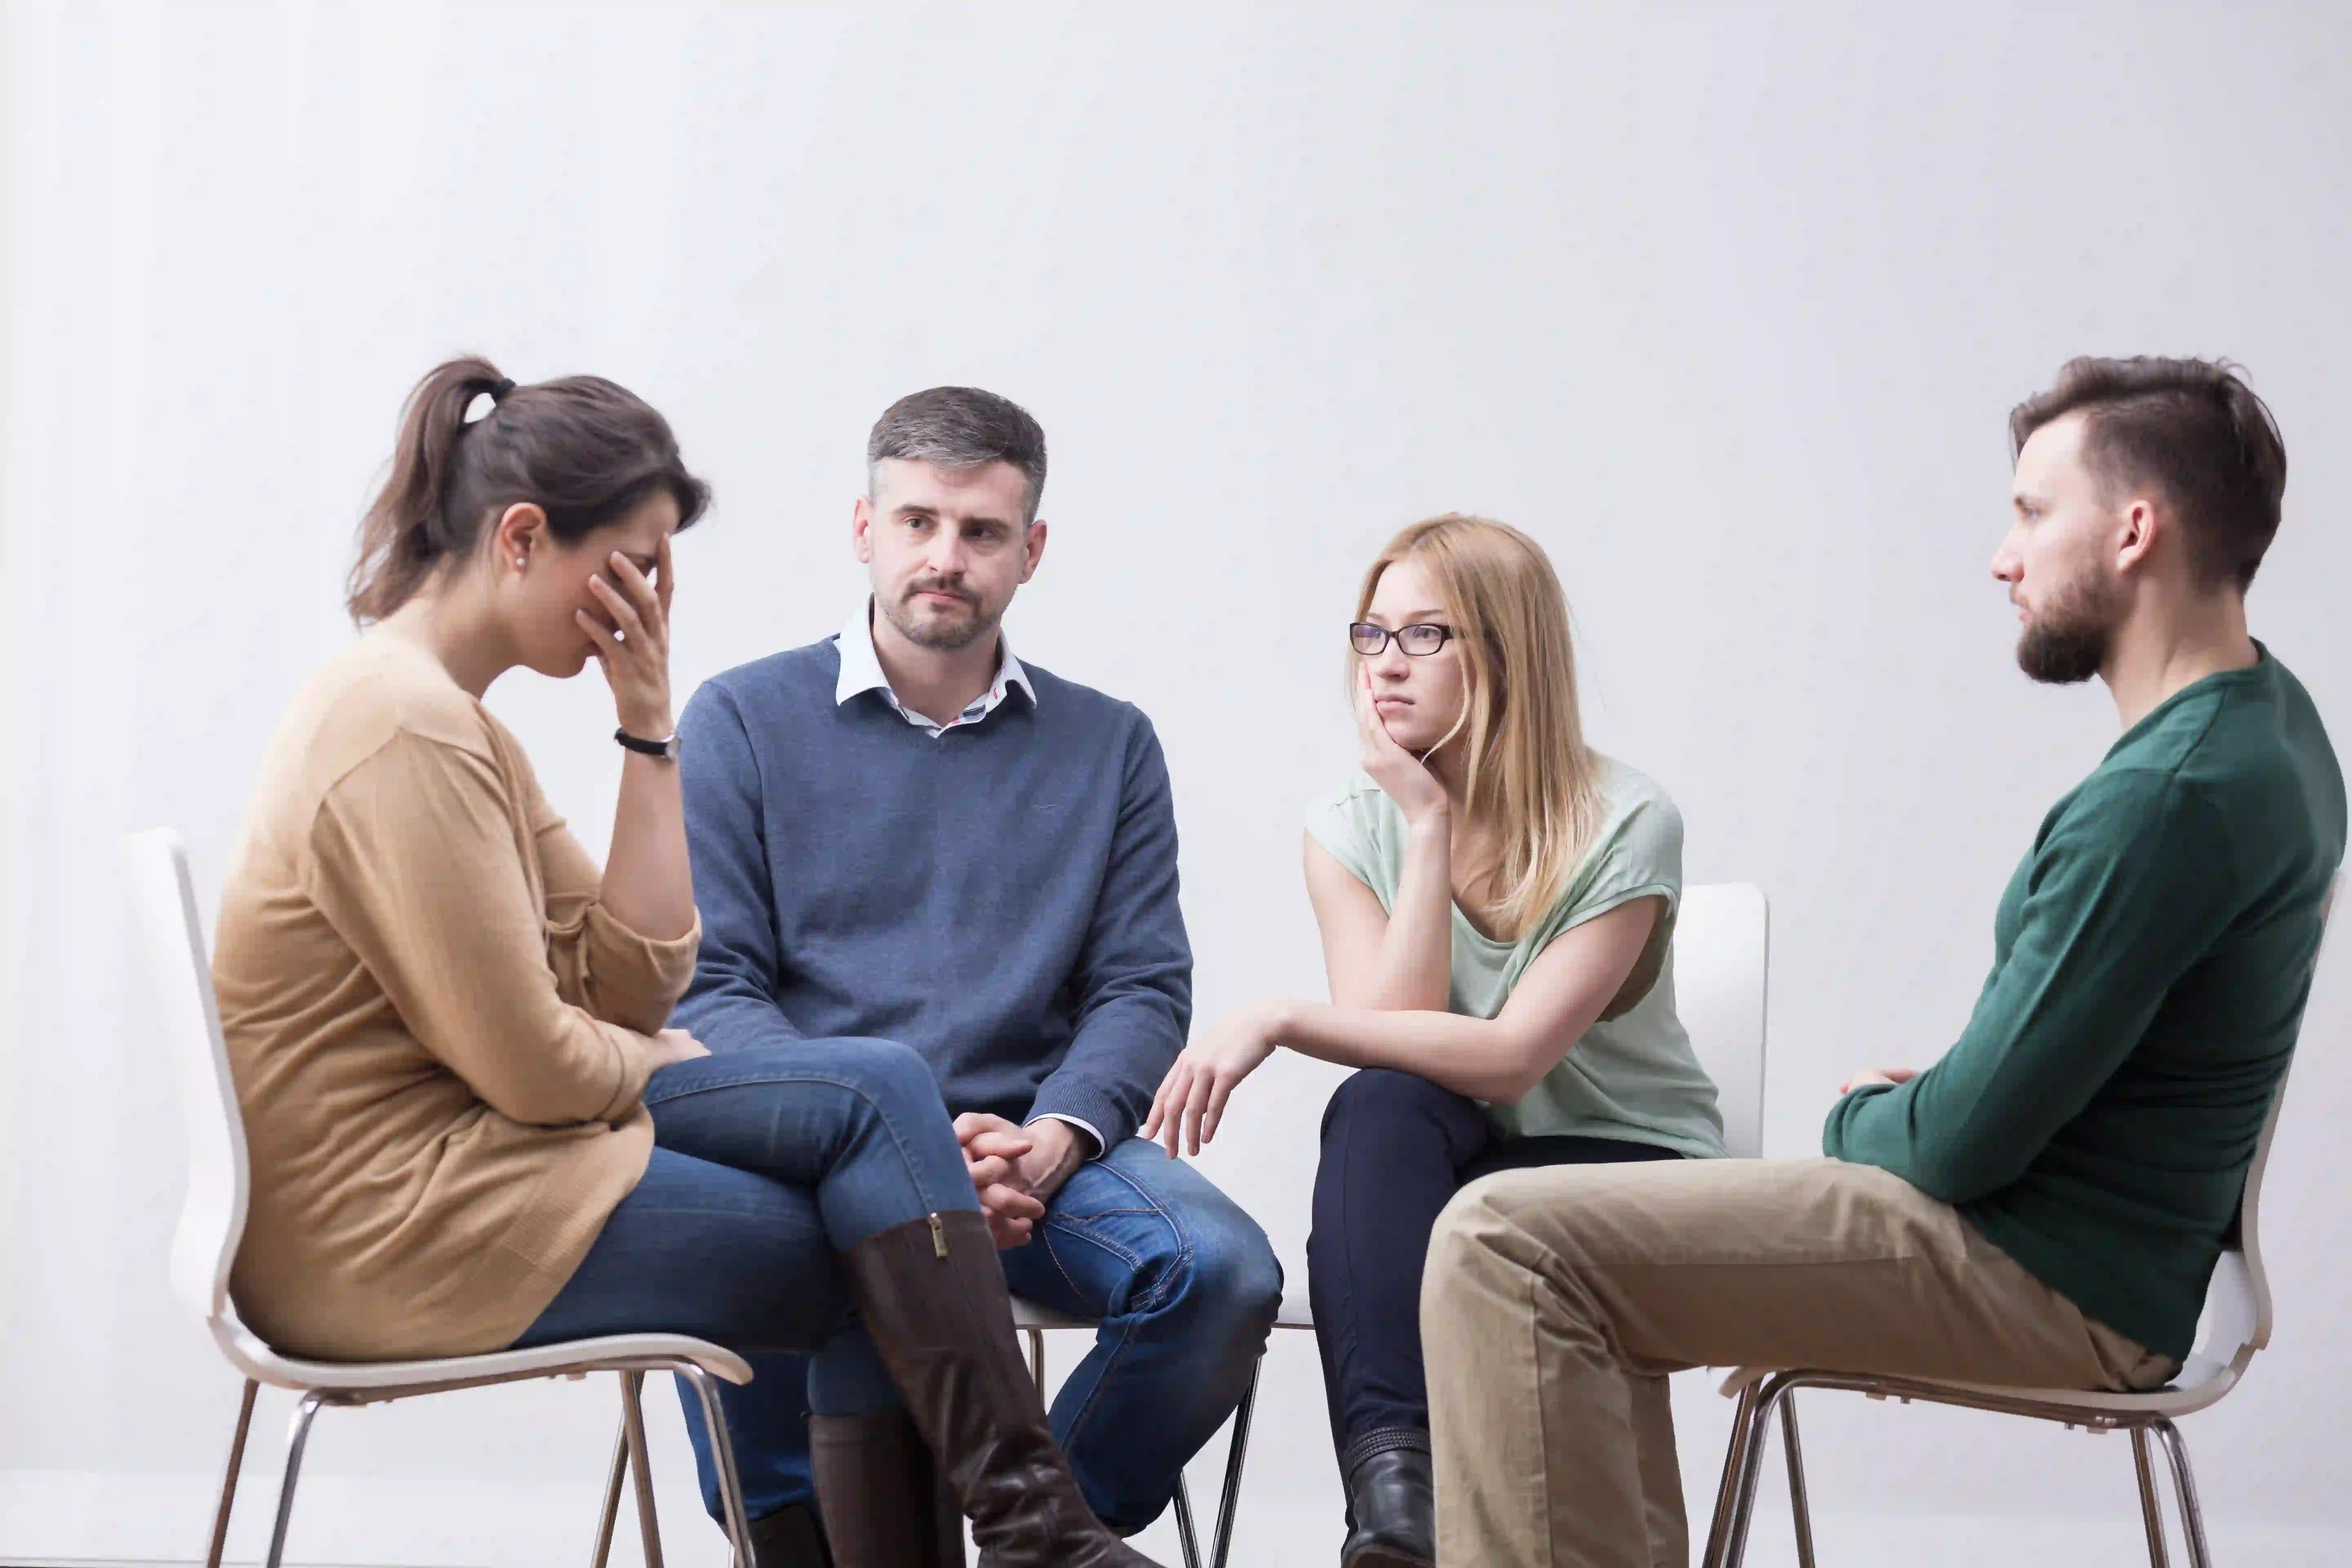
[489, 377, 517, 402]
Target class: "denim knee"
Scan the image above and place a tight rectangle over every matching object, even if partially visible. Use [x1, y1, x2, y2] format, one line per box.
[1178, 1205, 1285, 1348]
[823, 1036, 948, 1124]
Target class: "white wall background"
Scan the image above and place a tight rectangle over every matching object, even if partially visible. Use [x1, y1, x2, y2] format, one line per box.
[4, 2, 2350, 1564]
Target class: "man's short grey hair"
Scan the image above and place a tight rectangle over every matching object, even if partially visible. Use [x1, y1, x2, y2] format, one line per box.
[866, 385, 1049, 522]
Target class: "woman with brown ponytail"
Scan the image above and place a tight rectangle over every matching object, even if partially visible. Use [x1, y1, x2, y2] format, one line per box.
[210, 357, 1163, 1568]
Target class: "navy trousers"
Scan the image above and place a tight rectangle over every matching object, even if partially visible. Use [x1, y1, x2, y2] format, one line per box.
[1307, 1068, 1678, 1476]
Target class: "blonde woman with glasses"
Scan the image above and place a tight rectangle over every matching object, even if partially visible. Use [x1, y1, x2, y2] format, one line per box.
[1143, 514, 1727, 1568]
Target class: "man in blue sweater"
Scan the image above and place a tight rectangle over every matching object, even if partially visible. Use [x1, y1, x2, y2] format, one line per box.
[672, 386, 1283, 1565]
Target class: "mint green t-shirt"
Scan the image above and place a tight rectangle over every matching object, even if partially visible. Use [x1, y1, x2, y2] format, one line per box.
[1304, 757, 1727, 1157]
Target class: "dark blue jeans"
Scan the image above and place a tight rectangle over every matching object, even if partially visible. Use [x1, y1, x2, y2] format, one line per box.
[678, 1136, 1283, 1535]
[1308, 1068, 1679, 1474]
[514, 1038, 978, 1420]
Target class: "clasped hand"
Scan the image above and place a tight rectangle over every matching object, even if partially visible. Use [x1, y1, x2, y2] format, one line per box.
[955, 1112, 1091, 1250]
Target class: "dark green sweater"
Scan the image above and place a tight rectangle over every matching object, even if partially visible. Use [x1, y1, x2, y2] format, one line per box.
[1824, 647, 2343, 1360]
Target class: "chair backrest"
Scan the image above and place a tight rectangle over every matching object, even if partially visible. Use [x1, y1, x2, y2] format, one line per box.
[1675, 883, 1770, 1158]
[2187, 871, 2339, 1380]
[121, 829, 250, 1337]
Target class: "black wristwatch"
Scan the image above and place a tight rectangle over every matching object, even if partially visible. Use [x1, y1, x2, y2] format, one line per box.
[615, 727, 682, 762]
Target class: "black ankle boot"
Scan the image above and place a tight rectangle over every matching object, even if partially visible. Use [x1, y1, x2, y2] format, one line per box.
[748, 1500, 834, 1568]
[1340, 1446, 1435, 1568]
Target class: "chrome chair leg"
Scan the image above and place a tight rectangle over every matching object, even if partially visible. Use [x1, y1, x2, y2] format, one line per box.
[1780, 1391, 1817, 1568]
[1717, 1373, 1796, 1568]
[204, 1379, 258, 1568]
[1207, 1357, 1263, 1568]
[1027, 1328, 1045, 1396]
[590, 1401, 629, 1568]
[1700, 1381, 1763, 1568]
[1171, 1474, 1203, 1568]
[2152, 1421, 2213, 1568]
[679, 1363, 756, 1568]
[262, 1391, 327, 1568]
[2132, 1426, 2172, 1568]
[619, 1372, 665, 1568]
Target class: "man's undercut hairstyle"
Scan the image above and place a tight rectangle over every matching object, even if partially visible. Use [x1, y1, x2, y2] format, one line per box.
[2009, 356, 2287, 592]
[866, 386, 1049, 522]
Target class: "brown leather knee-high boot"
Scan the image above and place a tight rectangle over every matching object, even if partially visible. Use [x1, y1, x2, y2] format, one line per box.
[838, 1212, 1162, 1568]
[809, 1408, 964, 1568]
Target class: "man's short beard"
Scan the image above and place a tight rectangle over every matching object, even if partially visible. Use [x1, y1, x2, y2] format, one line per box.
[882, 589, 998, 653]
[2016, 572, 2125, 685]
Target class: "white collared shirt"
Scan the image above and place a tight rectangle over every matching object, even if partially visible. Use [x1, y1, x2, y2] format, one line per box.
[835, 601, 1036, 739]
[832, 601, 1100, 1156]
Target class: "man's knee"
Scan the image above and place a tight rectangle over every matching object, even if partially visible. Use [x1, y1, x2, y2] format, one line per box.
[1321, 1066, 1474, 1145]
[1163, 1198, 1284, 1345]
[1425, 1172, 1555, 1301]
[1427, 1181, 1499, 1282]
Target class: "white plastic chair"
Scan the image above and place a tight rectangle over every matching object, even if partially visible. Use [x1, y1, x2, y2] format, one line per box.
[1010, 880, 1771, 1568]
[1699, 877, 2337, 1568]
[125, 828, 757, 1568]
[1675, 882, 1771, 1159]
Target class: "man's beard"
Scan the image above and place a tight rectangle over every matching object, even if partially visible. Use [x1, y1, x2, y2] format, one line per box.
[2015, 572, 2125, 685]
[883, 581, 998, 653]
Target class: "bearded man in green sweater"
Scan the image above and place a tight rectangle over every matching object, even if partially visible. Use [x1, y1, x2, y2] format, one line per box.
[1421, 356, 2345, 1568]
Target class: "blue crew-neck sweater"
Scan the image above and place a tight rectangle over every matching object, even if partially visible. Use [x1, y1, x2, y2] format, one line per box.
[673, 635, 1192, 1150]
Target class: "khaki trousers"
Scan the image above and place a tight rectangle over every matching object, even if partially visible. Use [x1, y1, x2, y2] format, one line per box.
[1420, 1158, 2178, 1568]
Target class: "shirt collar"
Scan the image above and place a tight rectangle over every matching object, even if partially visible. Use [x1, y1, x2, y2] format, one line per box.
[834, 599, 1036, 713]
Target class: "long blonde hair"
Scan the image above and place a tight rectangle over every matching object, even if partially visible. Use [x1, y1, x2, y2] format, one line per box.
[1352, 514, 1603, 941]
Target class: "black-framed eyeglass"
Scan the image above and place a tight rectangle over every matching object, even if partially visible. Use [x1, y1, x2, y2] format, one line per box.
[1350, 621, 1455, 657]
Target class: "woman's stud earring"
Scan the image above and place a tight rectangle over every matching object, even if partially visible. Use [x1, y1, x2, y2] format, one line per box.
[516, 557, 528, 570]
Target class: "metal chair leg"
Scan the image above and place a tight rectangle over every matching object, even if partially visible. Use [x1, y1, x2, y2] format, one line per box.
[1700, 1381, 1763, 1568]
[262, 1391, 326, 1568]
[1207, 1357, 1263, 1568]
[1780, 1392, 1817, 1568]
[1171, 1474, 1203, 1568]
[680, 1363, 756, 1568]
[1715, 1374, 1795, 1568]
[203, 1379, 258, 1568]
[619, 1372, 665, 1568]
[1027, 1327, 1045, 1396]
[2152, 1420, 2213, 1568]
[590, 1391, 631, 1568]
[2132, 1426, 2173, 1568]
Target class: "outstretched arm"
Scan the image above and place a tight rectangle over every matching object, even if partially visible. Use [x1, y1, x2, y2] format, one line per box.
[1145, 894, 1664, 1156]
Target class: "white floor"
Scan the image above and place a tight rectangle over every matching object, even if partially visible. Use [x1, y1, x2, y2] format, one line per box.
[6, 1363, 2343, 1567]
[7, 1466, 2348, 1568]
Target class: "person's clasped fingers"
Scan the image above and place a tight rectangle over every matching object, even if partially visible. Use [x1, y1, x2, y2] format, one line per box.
[979, 1183, 1045, 1221]
[964, 1131, 1033, 1167]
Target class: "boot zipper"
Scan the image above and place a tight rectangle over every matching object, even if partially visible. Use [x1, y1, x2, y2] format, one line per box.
[929, 1213, 948, 1259]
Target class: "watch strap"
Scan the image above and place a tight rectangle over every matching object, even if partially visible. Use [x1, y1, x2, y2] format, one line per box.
[614, 727, 680, 760]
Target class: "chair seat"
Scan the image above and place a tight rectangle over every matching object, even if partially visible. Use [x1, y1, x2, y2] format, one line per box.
[1008, 1292, 1315, 1333]
[215, 1320, 754, 1396]
[1716, 1344, 2249, 1421]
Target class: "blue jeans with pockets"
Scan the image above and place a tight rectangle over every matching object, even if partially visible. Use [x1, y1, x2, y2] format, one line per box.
[514, 1039, 978, 1420]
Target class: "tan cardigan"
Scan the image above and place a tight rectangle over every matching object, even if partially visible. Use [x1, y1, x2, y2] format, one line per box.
[212, 631, 697, 1361]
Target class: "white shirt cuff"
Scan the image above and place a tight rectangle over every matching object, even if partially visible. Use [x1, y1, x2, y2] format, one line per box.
[1025, 1112, 1105, 1160]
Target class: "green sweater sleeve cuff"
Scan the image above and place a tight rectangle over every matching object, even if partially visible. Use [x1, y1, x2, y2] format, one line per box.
[1821, 1081, 1898, 1159]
